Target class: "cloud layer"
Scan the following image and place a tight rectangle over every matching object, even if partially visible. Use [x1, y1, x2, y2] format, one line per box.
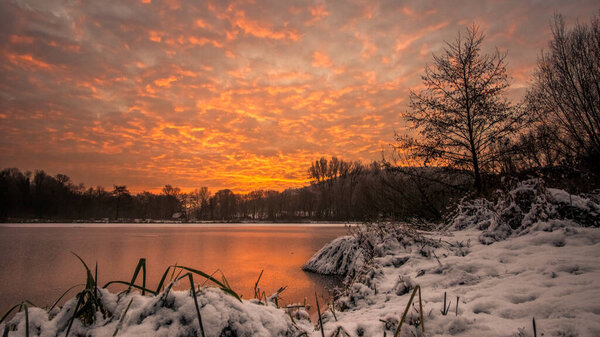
[0, 0, 597, 192]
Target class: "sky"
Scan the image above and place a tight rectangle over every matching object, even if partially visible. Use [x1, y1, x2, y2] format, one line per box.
[0, 0, 598, 193]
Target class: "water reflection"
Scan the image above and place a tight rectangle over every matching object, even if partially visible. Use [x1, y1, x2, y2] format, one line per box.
[0, 225, 347, 315]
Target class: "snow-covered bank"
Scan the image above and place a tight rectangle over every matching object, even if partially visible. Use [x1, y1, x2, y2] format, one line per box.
[1, 286, 313, 337]
[305, 226, 600, 336]
[303, 180, 600, 336]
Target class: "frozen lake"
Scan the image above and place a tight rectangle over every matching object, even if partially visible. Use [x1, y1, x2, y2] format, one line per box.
[0, 224, 348, 315]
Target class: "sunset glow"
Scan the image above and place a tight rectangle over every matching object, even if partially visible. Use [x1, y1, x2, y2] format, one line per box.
[0, 0, 597, 193]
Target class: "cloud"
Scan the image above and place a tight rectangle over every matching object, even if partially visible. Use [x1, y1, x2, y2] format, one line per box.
[0, 0, 598, 192]
[312, 51, 333, 68]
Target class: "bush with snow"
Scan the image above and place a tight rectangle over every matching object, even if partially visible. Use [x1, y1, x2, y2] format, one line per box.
[303, 222, 440, 288]
[445, 179, 600, 244]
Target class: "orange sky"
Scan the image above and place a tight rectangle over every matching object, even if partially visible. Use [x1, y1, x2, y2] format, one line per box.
[0, 0, 598, 193]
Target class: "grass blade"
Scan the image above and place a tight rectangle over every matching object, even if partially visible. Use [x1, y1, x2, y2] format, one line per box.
[103, 281, 157, 296]
[0, 303, 22, 324]
[394, 285, 425, 337]
[127, 259, 147, 295]
[65, 292, 85, 337]
[112, 298, 133, 337]
[23, 303, 29, 337]
[156, 266, 173, 294]
[177, 273, 205, 337]
[456, 296, 460, 316]
[315, 293, 325, 337]
[173, 265, 241, 302]
[418, 286, 424, 335]
[71, 252, 95, 290]
[254, 270, 264, 298]
[94, 263, 98, 299]
[169, 262, 177, 282]
[49, 284, 84, 312]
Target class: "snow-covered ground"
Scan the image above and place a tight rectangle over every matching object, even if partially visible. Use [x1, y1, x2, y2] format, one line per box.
[304, 226, 600, 337]
[2, 180, 599, 336]
[303, 179, 600, 337]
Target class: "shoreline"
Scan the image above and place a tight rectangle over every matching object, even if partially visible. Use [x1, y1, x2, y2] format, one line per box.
[0, 221, 356, 228]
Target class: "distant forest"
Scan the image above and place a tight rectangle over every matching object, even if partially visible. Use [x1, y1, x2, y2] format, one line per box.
[2, 14, 599, 223]
[0, 161, 467, 222]
[0, 160, 595, 223]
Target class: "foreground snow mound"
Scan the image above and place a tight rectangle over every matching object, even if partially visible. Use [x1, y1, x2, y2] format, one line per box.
[1, 287, 307, 337]
[303, 223, 439, 284]
[307, 223, 600, 337]
[445, 179, 600, 243]
[302, 235, 364, 277]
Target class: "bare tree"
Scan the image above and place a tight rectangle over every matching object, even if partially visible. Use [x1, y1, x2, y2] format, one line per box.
[526, 14, 600, 167]
[397, 25, 522, 193]
[189, 187, 210, 219]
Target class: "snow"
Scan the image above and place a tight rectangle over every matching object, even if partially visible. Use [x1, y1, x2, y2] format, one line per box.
[299, 182, 600, 337]
[3, 181, 599, 336]
[302, 235, 365, 277]
[1, 287, 312, 337]
[303, 225, 600, 336]
[444, 179, 600, 244]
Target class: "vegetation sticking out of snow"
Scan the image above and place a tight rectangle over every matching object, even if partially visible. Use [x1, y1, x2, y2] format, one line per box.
[1, 286, 311, 337]
[304, 182, 600, 336]
[444, 179, 600, 244]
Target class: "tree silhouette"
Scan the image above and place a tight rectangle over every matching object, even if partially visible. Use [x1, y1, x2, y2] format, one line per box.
[397, 25, 522, 193]
[112, 185, 130, 220]
[526, 14, 600, 168]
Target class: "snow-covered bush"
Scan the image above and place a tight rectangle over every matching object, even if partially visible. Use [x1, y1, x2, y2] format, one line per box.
[304, 222, 443, 314]
[302, 235, 365, 278]
[445, 179, 600, 244]
[445, 198, 498, 231]
[304, 223, 440, 286]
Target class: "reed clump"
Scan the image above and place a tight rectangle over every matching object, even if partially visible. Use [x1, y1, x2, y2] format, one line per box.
[0, 253, 243, 337]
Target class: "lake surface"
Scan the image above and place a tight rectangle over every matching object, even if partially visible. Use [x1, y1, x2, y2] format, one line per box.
[0, 224, 349, 315]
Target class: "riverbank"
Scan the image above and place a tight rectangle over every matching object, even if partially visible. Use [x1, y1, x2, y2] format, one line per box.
[302, 180, 600, 336]
[305, 225, 600, 336]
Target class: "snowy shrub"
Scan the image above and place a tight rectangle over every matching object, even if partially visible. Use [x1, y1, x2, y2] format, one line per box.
[552, 325, 579, 337]
[337, 283, 376, 310]
[446, 197, 498, 231]
[393, 276, 415, 296]
[305, 222, 440, 291]
[302, 236, 365, 279]
[445, 179, 600, 244]
[549, 188, 600, 227]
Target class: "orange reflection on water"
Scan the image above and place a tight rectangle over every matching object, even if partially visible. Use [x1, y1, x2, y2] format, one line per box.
[0, 225, 347, 315]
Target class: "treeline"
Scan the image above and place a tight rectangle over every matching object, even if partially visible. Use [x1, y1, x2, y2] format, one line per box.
[0, 161, 470, 222]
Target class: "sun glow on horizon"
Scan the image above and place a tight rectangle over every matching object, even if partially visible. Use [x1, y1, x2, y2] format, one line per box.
[0, 0, 597, 192]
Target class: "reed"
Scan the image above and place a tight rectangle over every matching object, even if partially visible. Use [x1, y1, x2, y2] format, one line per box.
[112, 298, 133, 337]
[441, 291, 451, 315]
[1, 254, 243, 337]
[315, 292, 325, 337]
[394, 285, 425, 337]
